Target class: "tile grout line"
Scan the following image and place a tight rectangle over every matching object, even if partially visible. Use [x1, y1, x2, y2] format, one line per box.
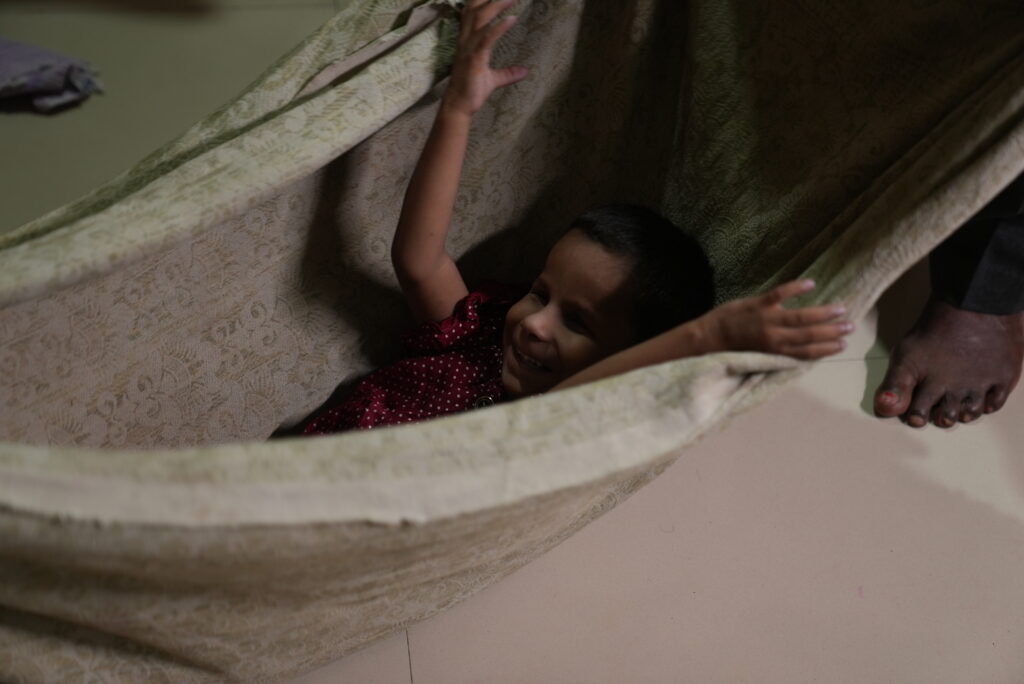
[406, 629, 415, 684]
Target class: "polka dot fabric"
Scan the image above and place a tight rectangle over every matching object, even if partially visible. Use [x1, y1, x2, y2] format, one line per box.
[302, 282, 526, 435]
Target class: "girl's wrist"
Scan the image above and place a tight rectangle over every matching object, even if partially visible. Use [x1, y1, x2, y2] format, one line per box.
[439, 93, 476, 122]
[693, 312, 728, 354]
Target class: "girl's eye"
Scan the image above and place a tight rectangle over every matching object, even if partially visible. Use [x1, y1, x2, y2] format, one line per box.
[530, 288, 549, 304]
[564, 314, 591, 336]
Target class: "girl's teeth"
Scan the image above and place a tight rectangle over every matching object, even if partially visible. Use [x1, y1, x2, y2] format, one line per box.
[517, 348, 545, 370]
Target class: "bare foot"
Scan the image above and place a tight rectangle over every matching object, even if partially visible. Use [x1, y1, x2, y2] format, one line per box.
[874, 299, 1024, 428]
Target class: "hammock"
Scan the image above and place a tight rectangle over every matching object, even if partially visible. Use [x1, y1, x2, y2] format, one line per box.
[1, 0, 1022, 681]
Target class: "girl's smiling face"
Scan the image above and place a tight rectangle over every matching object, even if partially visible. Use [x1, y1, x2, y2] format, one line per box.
[501, 229, 640, 397]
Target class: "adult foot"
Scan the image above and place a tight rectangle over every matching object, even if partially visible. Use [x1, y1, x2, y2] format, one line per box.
[874, 298, 1024, 428]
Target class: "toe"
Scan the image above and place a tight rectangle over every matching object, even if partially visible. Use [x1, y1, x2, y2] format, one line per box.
[931, 393, 960, 428]
[959, 393, 983, 423]
[874, 363, 916, 418]
[986, 385, 1009, 413]
[904, 380, 943, 428]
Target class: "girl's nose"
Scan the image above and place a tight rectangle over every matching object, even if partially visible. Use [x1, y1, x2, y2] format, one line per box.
[522, 307, 554, 341]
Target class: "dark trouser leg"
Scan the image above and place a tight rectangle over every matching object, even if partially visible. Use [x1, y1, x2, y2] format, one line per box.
[930, 172, 1024, 314]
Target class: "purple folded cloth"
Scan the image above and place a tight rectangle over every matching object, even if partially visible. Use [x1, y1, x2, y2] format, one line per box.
[0, 37, 103, 112]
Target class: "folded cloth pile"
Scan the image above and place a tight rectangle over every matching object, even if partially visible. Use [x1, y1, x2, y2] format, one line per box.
[0, 37, 103, 112]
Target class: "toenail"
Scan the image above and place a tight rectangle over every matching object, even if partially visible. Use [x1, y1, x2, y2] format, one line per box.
[881, 391, 897, 402]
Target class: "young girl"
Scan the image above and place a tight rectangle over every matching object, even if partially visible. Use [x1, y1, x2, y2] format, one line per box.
[299, 0, 853, 435]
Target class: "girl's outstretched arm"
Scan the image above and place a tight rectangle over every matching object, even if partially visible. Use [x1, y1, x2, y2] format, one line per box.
[391, 0, 528, 322]
[551, 280, 854, 392]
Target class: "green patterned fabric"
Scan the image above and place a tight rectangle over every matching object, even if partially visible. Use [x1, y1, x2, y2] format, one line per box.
[1, 0, 1022, 681]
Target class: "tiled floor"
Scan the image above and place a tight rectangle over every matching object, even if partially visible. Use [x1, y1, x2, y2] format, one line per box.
[4, 5, 1023, 683]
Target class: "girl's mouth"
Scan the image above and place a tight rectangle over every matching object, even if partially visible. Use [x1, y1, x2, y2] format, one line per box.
[512, 346, 552, 373]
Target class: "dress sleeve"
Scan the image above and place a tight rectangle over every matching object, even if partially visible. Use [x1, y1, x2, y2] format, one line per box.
[403, 281, 526, 353]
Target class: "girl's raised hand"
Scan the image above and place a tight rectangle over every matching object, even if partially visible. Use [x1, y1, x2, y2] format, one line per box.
[442, 0, 528, 117]
[705, 279, 854, 360]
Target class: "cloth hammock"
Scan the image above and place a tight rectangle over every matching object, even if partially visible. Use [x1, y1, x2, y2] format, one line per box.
[1, 0, 1022, 681]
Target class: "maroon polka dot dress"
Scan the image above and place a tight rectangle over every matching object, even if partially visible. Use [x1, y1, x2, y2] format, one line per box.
[302, 282, 525, 435]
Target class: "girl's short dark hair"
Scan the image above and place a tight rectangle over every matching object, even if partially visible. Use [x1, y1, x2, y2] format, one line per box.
[570, 204, 715, 341]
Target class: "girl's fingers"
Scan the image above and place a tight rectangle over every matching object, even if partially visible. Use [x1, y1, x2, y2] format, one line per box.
[778, 303, 847, 327]
[474, 0, 517, 29]
[492, 64, 529, 88]
[479, 14, 518, 52]
[777, 321, 853, 346]
[461, 0, 489, 38]
[778, 339, 847, 360]
[761, 279, 816, 307]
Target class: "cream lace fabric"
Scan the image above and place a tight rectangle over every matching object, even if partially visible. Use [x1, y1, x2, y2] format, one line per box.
[1, 0, 1022, 681]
